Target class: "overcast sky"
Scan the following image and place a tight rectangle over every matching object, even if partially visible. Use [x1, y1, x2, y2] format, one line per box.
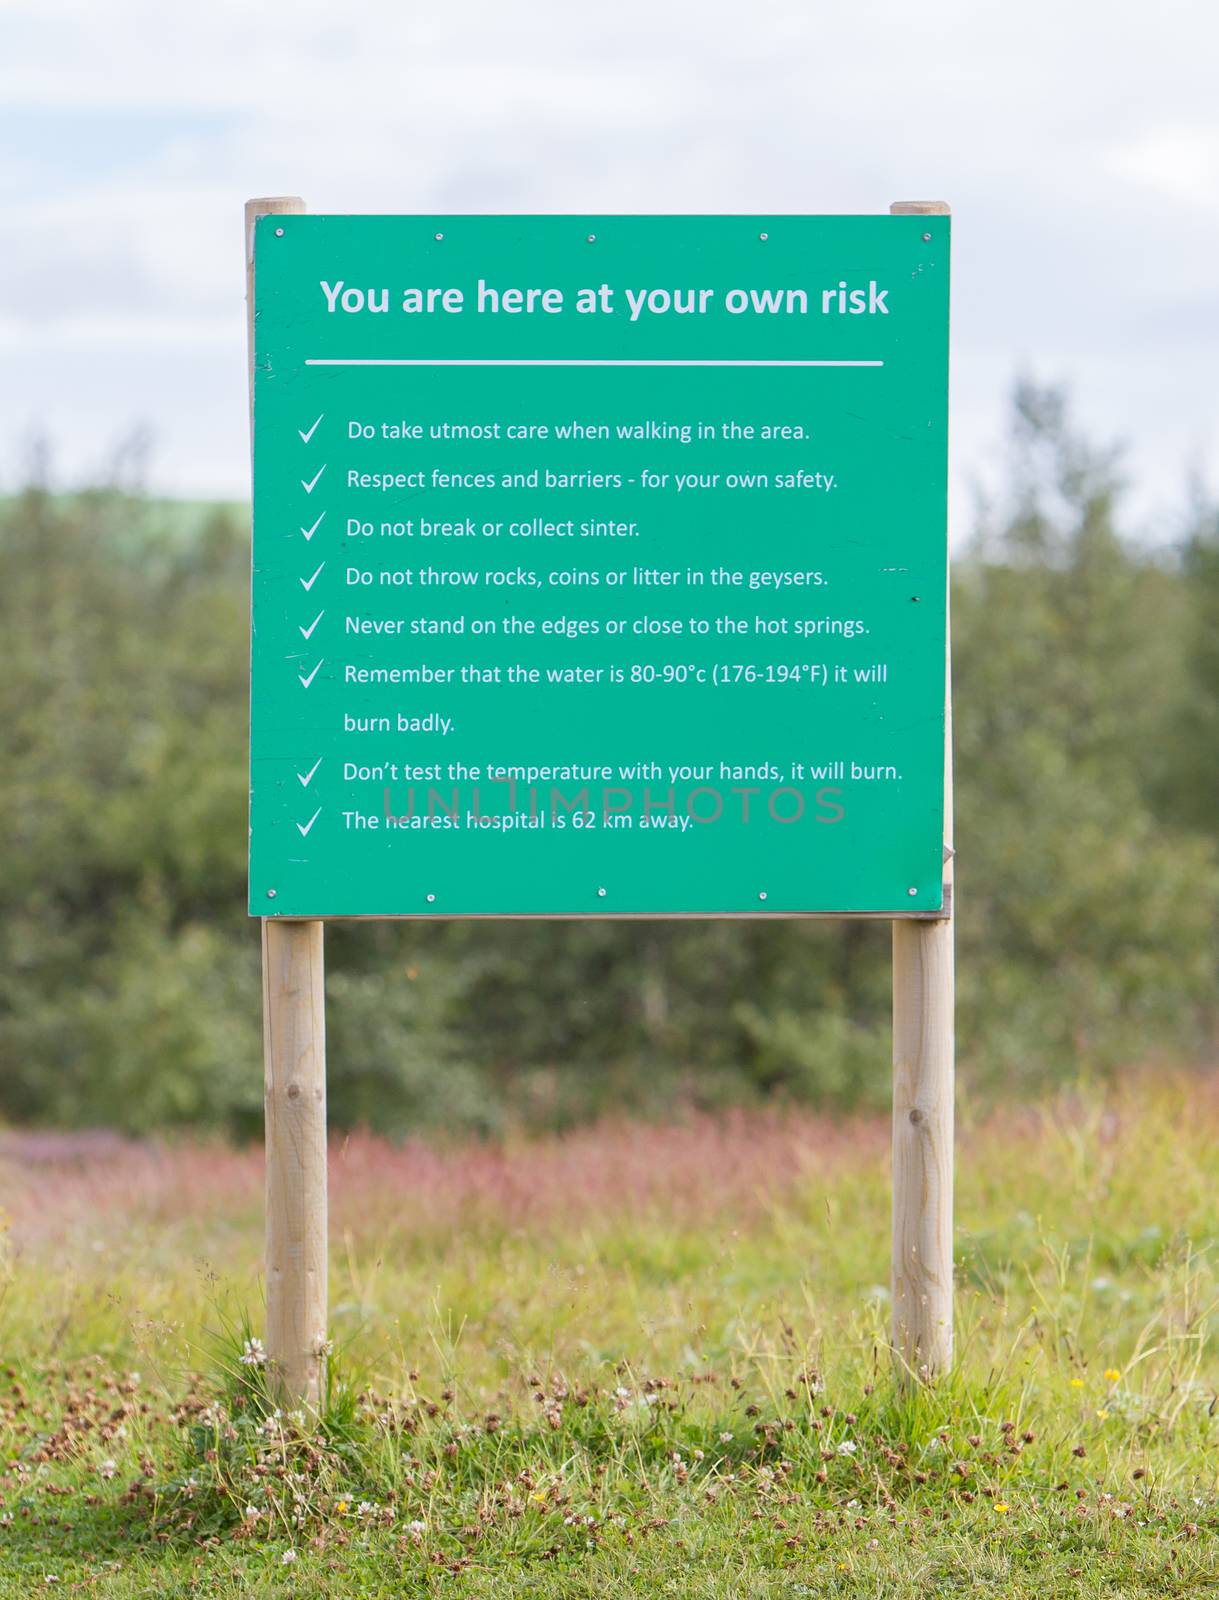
[1, 0, 1215, 536]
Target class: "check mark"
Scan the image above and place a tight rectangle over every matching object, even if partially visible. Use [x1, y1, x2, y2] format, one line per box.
[296, 757, 323, 788]
[301, 465, 326, 494]
[298, 610, 324, 640]
[298, 660, 324, 689]
[300, 512, 325, 541]
[298, 414, 324, 444]
[296, 807, 322, 837]
[300, 562, 325, 591]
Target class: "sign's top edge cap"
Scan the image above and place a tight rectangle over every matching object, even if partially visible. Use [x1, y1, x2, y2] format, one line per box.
[251, 211, 951, 224]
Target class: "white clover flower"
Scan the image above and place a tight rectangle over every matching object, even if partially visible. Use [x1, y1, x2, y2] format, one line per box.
[240, 1338, 267, 1367]
[837, 1440, 857, 1456]
[281, 1549, 297, 1565]
[356, 1501, 375, 1520]
[407, 1519, 427, 1535]
[99, 1459, 117, 1480]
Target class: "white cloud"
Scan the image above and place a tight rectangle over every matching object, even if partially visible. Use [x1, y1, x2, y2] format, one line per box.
[1108, 125, 1219, 212]
[0, 0, 1215, 517]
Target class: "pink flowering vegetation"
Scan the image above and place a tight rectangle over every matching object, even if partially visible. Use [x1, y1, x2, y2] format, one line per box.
[0, 1104, 887, 1248]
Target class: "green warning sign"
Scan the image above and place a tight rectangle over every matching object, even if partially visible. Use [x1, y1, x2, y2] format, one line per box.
[249, 214, 949, 918]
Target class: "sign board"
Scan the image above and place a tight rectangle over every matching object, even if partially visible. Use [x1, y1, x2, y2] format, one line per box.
[250, 215, 949, 918]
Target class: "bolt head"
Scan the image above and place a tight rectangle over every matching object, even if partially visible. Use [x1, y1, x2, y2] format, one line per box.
[274, 227, 284, 237]
[267, 889, 277, 899]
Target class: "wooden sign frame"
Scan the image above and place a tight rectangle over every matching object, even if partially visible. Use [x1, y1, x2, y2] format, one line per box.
[245, 197, 954, 1404]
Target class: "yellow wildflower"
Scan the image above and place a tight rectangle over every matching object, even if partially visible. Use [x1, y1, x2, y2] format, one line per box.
[1070, 1378, 1085, 1389]
[1104, 1368, 1121, 1382]
[994, 1502, 1010, 1514]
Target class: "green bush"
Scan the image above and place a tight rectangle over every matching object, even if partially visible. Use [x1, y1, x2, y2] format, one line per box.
[0, 384, 1216, 1136]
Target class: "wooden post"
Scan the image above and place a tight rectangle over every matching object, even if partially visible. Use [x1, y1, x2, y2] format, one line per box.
[246, 196, 329, 1407]
[260, 917, 328, 1405]
[889, 200, 954, 1380]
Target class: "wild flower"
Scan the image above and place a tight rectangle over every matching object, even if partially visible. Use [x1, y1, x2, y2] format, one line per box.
[240, 1339, 267, 1368]
[280, 1550, 297, 1565]
[995, 1502, 1010, 1514]
[99, 1459, 117, 1479]
[837, 1440, 857, 1456]
[1103, 1368, 1121, 1382]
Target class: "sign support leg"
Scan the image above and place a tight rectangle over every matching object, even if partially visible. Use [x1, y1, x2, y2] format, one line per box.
[889, 198, 954, 1380]
[891, 911, 954, 1378]
[246, 195, 327, 1406]
[261, 918, 328, 1406]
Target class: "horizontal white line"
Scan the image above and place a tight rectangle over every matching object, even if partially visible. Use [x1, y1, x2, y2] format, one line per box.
[304, 358, 883, 368]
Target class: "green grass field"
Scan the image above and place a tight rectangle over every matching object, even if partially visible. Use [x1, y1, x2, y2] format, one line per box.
[1, 1073, 1217, 1596]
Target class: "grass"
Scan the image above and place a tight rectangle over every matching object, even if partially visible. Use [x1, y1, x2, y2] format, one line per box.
[0, 1073, 1217, 1595]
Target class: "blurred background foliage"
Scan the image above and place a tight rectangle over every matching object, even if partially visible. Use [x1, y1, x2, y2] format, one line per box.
[1, 382, 1216, 1138]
